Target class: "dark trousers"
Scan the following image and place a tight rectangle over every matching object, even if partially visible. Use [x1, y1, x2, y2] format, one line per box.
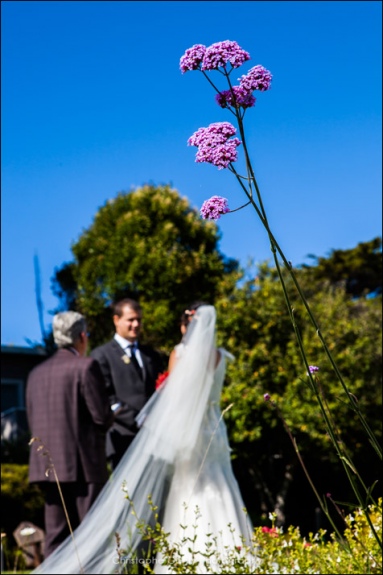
[41, 481, 105, 558]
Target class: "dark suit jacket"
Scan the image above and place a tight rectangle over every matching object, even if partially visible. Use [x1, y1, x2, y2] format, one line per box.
[90, 339, 163, 459]
[26, 348, 113, 484]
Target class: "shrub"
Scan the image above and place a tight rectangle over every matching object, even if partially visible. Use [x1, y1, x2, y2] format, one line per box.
[120, 498, 382, 574]
[1, 464, 44, 539]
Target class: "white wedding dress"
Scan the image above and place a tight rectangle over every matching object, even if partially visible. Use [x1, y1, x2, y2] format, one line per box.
[155, 343, 252, 573]
[32, 306, 253, 574]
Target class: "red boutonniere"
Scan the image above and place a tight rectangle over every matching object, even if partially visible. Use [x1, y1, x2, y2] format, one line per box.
[155, 371, 169, 391]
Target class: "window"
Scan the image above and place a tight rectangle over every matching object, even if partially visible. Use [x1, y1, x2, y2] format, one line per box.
[1, 379, 24, 413]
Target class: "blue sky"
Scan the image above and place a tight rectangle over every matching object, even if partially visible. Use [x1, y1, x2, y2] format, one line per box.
[1, 0, 382, 346]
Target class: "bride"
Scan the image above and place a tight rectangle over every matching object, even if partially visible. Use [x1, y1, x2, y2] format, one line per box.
[32, 304, 254, 574]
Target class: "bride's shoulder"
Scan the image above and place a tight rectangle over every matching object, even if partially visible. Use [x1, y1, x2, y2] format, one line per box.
[174, 343, 185, 358]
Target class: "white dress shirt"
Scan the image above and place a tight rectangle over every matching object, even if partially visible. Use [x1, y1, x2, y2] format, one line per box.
[114, 334, 144, 368]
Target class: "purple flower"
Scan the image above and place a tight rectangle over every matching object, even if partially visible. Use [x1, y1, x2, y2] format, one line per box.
[188, 122, 237, 147]
[202, 40, 250, 71]
[238, 65, 273, 92]
[196, 139, 241, 169]
[308, 366, 320, 374]
[307, 365, 320, 376]
[180, 44, 206, 73]
[200, 196, 230, 220]
[215, 87, 256, 109]
[188, 122, 241, 169]
[263, 393, 271, 401]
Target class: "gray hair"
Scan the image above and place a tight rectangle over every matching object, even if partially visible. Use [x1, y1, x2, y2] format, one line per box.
[53, 311, 86, 348]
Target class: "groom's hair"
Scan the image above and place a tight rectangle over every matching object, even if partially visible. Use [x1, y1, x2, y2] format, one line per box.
[113, 298, 141, 318]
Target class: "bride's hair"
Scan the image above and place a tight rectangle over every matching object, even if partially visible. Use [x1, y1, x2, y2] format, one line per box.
[181, 300, 210, 328]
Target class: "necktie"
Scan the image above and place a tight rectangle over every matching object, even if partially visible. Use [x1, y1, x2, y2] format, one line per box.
[127, 344, 143, 378]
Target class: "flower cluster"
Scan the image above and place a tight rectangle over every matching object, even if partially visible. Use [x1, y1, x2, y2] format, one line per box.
[187, 122, 241, 169]
[200, 196, 230, 220]
[216, 87, 256, 109]
[180, 41, 271, 113]
[180, 40, 250, 74]
[202, 40, 250, 71]
[308, 365, 320, 374]
[179, 44, 206, 73]
[197, 139, 240, 169]
[215, 64, 272, 111]
[238, 65, 273, 92]
[188, 122, 237, 146]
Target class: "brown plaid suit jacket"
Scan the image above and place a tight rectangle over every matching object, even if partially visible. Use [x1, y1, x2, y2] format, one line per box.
[26, 348, 113, 484]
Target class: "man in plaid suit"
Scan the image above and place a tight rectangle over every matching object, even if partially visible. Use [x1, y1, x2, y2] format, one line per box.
[26, 311, 113, 558]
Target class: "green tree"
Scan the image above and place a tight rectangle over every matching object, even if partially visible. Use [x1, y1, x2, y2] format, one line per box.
[301, 237, 382, 297]
[52, 184, 237, 351]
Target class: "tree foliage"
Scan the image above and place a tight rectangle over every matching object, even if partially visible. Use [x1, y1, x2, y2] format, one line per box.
[52, 184, 237, 350]
[301, 237, 382, 297]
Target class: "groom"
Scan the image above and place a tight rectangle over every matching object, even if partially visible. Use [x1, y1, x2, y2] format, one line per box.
[91, 298, 164, 469]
